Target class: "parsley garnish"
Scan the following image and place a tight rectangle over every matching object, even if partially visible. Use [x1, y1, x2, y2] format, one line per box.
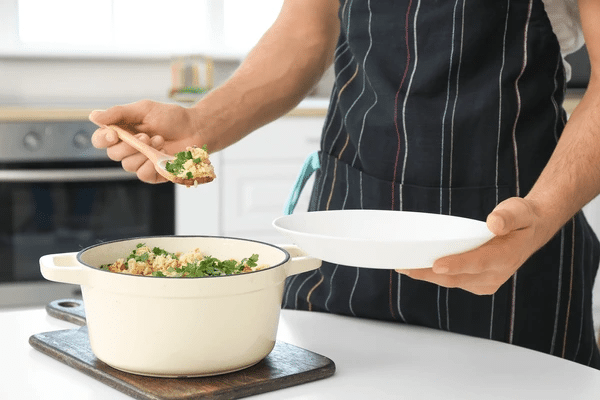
[165, 147, 208, 177]
[102, 243, 260, 278]
[152, 247, 176, 258]
[126, 244, 150, 263]
[241, 254, 259, 269]
[170, 255, 259, 277]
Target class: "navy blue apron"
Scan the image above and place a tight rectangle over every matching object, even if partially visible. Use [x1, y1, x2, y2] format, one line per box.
[283, 0, 600, 369]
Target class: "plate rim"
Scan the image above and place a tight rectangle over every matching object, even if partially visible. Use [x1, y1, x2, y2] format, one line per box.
[272, 209, 494, 244]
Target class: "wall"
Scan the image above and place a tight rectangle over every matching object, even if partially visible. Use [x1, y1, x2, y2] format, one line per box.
[2, 54, 598, 329]
[0, 56, 334, 107]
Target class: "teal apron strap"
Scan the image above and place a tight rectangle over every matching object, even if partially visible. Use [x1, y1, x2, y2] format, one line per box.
[283, 151, 320, 215]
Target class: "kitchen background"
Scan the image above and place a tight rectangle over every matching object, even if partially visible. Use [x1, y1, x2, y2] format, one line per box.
[0, 0, 331, 308]
[1, 0, 599, 336]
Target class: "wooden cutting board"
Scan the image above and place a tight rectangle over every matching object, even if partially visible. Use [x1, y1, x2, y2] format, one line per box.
[29, 299, 335, 400]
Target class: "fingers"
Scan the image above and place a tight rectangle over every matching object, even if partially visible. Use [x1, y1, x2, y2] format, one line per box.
[136, 159, 168, 184]
[89, 101, 169, 185]
[89, 101, 156, 149]
[395, 205, 535, 295]
[108, 133, 163, 162]
[432, 225, 531, 274]
[394, 198, 543, 295]
[91, 126, 118, 149]
[398, 245, 516, 295]
[120, 134, 167, 184]
[93, 130, 166, 184]
[438, 197, 535, 275]
[396, 268, 505, 296]
[431, 239, 499, 275]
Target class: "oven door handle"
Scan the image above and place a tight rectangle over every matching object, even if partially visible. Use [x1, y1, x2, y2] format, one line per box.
[0, 168, 137, 182]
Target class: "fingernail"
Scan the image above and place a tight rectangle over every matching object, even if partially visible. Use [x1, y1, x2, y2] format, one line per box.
[105, 130, 115, 142]
[487, 214, 505, 233]
[89, 110, 104, 122]
[433, 262, 449, 274]
[434, 266, 449, 274]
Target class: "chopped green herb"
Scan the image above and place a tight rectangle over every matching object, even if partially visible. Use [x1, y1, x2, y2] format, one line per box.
[126, 244, 151, 263]
[152, 247, 176, 258]
[164, 146, 209, 177]
[101, 243, 261, 278]
[167, 254, 259, 277]
[242, 254, 259, 269]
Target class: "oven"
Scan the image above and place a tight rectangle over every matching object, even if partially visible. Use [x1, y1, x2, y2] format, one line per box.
[0, 120, 175, 308]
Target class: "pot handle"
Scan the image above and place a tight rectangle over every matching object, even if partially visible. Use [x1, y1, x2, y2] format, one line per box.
[279, 244, 322, 277]
[39, 252, 87, 286]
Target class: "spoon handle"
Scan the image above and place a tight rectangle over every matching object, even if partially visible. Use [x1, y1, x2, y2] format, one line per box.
[106, 125, 167, 163]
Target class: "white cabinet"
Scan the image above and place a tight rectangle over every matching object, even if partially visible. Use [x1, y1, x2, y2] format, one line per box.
[174, 156, 222, 236]
[220, 115, 323, 243]
[175, 107, 326, 245]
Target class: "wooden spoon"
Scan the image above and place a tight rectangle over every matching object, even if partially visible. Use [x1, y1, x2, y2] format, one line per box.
[104, 124, 214, 187]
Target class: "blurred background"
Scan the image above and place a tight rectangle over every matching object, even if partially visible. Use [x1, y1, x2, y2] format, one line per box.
[0, 1, 596, 327]
[0, 0, 334, 107]
[0, 0, 330, 309]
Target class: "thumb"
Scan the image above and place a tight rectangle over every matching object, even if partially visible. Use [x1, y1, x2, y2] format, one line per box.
[486, 197, 535, 236]
[89, 109, 106, 126]
[89, 101, 151, 127]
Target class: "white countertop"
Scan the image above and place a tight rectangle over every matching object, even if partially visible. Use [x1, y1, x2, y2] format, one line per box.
[0, 89, 582, 122]
[2, 305, 600, 400]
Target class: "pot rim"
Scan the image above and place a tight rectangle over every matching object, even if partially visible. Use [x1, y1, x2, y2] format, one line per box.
[75, 235, 291, 280]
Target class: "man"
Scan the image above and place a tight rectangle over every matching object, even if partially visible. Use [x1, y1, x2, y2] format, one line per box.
[91, 0, 600, 368]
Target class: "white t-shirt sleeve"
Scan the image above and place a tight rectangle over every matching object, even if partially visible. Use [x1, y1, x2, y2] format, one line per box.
[541, 0, 585, 81]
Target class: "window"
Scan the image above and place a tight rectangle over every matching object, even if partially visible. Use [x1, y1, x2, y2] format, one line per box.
[18, 0, 114, 46]
[12, 0, 283, 57]
[224, 0, 282, 52]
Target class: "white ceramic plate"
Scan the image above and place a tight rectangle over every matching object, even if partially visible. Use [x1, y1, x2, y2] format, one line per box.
[272, 210, 494, 270]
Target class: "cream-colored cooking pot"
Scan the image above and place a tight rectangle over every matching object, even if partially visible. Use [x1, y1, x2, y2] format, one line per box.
[39, 236, 321, 377]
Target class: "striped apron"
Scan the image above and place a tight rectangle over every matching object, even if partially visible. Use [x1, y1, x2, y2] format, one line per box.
[283, 0, 600, 369]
